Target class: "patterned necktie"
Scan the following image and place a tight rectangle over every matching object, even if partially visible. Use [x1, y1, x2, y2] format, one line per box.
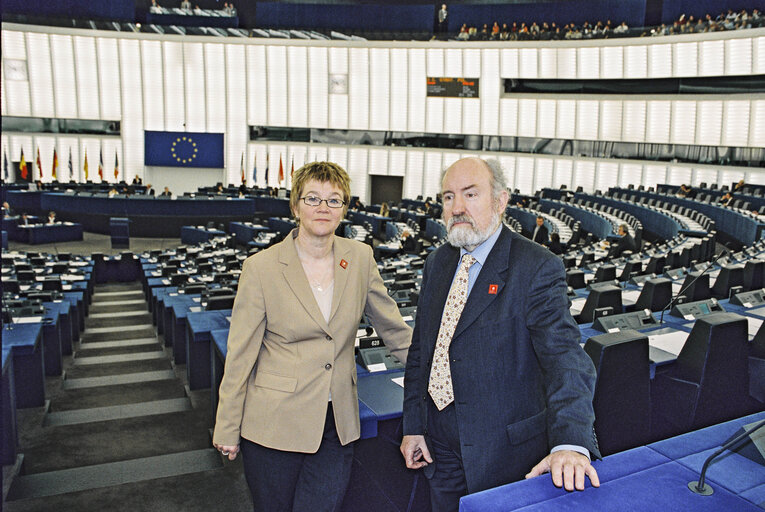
[429, 253, 476, 411]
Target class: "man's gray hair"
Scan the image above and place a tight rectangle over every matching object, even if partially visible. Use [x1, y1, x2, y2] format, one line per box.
[441, 157, 507, 199]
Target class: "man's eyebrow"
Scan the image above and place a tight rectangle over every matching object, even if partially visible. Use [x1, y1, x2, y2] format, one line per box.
[443, 184, 478, 195]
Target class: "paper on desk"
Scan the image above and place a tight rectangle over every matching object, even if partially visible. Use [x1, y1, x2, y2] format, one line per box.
[62, 285, 72, 291]
[392, 377, 405, 388]
[402, 315, 413, 322]
[748, 317, 763, 337]
[16, 316, 43, 323]
[367, 363, 387, 373]
[192, 297, 201, 303]
[648, 330, 688, 356]
[189, 306, 203, 313]
[162, 279, 170, 285]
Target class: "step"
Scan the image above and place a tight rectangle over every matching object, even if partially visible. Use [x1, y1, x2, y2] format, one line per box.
[76, 337, 159, 350]
[43, 397, 192, 427]
[92, 291, 144, 303]
[73, 351, 165, 366]
[7, 449, 221, 501]
[62, 370, 177, 390]
[88, 311, 151, 320]
[84, 324, 155, 335]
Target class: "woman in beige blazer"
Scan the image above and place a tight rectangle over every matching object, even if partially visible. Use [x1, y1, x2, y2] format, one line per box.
[213, 161, 411, 512]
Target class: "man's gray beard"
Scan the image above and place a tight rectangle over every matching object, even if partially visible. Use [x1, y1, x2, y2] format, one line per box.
[446, 210, 500, 248]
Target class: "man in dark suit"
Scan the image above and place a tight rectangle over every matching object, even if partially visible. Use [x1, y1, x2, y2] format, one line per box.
[531, 215, 549, 245]
[607, 224, 636, 259]
[401, 157, 600, 511]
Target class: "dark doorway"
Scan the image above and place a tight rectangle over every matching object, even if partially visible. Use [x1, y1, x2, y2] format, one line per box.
[370, 175, 403, 206]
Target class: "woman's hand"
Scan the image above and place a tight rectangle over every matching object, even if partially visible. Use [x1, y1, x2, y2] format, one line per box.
[213, 442, 240, 461]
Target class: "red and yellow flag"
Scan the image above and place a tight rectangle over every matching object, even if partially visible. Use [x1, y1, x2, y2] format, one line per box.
[52, 148, 59, 180]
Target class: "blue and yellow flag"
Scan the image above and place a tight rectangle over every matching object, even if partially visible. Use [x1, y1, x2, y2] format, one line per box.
[144, 131, 224, 168]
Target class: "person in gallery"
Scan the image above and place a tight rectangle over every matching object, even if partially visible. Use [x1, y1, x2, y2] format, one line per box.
[213, 161, 412, 512]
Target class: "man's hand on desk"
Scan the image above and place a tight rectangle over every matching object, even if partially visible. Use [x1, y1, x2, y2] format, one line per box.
[400, 435, 433, 469]
[525, 450, 600, 491]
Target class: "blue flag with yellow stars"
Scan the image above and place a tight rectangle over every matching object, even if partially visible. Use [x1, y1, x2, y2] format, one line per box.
[144, 131, 224, 168]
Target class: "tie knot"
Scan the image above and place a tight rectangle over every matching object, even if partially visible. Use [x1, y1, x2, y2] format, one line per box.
[461, 254, 476, 268]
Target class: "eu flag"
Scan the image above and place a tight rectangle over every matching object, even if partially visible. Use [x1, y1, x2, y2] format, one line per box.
[144, 131, 224, 168]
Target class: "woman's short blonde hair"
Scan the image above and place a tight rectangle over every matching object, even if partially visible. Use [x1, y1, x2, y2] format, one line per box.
[290, 161, 352, 218]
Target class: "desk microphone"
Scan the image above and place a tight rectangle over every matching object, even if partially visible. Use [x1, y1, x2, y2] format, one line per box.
[659, 249, 728, 325]
[688, 419, 765, 495]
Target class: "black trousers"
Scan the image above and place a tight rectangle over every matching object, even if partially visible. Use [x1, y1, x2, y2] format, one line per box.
[240, 402, 354, 512]
[425, 398, 468, 512]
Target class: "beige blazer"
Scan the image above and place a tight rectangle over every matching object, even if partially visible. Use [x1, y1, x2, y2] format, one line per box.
[213, 230, 412, 452]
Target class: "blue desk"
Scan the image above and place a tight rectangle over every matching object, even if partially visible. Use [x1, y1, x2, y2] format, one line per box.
[2, 323, 45, 408]
[62, 291, 85, 339]
[45, 301, 72, 355]
[348, 211, 388, 238]
[2, 229, 7, 249]
[268, 217, 297, 236]
[539, 199, 613, 239]
[170, 296, 202, 364]
[14, 223, 84, 244]
[1, 348, 18, 465]
[460, 411, 765, 511]
[41, 309, 63, 376]
[229, 221, 269, 245]
[180, 226, 226, 245]
[186, 310, 231, 390]
[146, 10, 238, 28]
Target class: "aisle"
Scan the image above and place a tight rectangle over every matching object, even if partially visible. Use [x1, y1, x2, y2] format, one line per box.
[4, 281, 251, 511]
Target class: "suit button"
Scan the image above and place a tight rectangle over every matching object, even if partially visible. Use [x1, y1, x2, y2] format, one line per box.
[325, 335, 332, 341]
[325, 363, 332, 370]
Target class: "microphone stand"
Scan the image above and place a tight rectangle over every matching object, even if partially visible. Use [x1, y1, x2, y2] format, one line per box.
[688, 419, 765, 495]
[659, 249, 728, 324]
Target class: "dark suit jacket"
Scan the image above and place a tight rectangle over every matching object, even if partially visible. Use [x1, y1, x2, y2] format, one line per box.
[403, 226, 600, 493]
[608, 233, 636, 258]
[531, 224, 549, 245]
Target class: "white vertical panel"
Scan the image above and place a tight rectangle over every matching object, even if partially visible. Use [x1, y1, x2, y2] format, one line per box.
[518, 48, 538, 78]
[573, 160, 596, 193]
[498, 155, 516, 191]
[441, 152, 461, 172]
[648, 44, 672, 78]
[622, 101, 647, 142]
[516, 156, 535, 194]
[265, 45, 287, 127]
[595, 162, 619, 192]
[2, 31, 29, 117]
[96, 38, 121, 120]
[725, 38, 752, 75]
[500, 48, 519, 77]
[692, 167, 718, 188]
[576, 100, 599, 141]
[163, 41, 185, 131]
[327, 146, 348, 171]
[308, 47, 329, 129]
[389, 49, 408, 132]
[426, 48, 445, 77]
[287, 46, 309, 128]
[462, 49, 481, 135]
[407, 49, 426, 132]
[517, 99, 537, 137]
[404, 150, 425, 200]
[698, 40, 724, 76]
[537, 99, 557, 139]
[348, 48, 369, 131]
[118, 39, 143, 181]
[673, 42, 698, 77]
[721, 100, 751, 147]
[720, 169, 745, 189]
[751, 100, 765, 148]
[368, 148, 388, 175]
[348, 147, 369, 199]
[329, 45, 350, 129]
[425, 48, 445, 131]
[389, 149, 407, 177]
[443, 98, 462, 134]
[600, 100, 623, 141]
[101, 137, 122, 184]
[369, 48, 390, 132]
[668, 166, 692, 186]
[670, 101, 696, 144]
[481, 49, 500, 135]
[499, 98, 518, 136]
[185, 43, 206, 131]
[556, 100, 576, 139]
[35, 136, 56, 182]
[246, 45, 267, 126]
[577, 47, 600, 79]
[556, 48, 577, 79]
[141, 40, 164, 130]
[643, 164, 667, 189]
[600, 46, 623, 79]
[423, 151, 443, 200]
[444, 48, 462, 77]
[755, 36, 765, 74]
[624, 45, 648, 79]
[646, 101, 671, 143]
[73, 36, 99, 119]
[696, 101, 723, 146]
[50, 34, 77, 118]
[26, 33, 55, 118]
[539, 48, 557, 78]
[534, 158, 553, 192]
[462, 48, 480, 78]
[226, 44, 247, 184]
[619, 163, 643, 188]
[553, 159, 573, 189]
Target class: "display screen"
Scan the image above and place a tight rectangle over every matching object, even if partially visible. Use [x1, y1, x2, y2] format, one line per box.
[426, 77, 479, 98]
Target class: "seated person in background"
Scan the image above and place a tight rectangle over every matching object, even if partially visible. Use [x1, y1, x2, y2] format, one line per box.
[531, 215, 549, 245]
[160, 186, 172, 197]
[180, 0, 191, 10]
[515, 197, 529, 208]
[150, 0, 162, 13]
[216, 184, 224, 194]
[613, 21, 629, 34]
[719, 191, 734, 207]
[2, 201, 12, 217]
[107, 187, 118, 198]
[239, 181, 248, 196]
[351, 198, 364, 210]
[20, 213, 31, 226]
[35, 180, 44, 191]
[379, 202, 390, 217]
[676, 183, 692, 197]
[47, 211, 57, 224]
[400, 230, 417, 253]
[132, 175, 142, 185]
[734, 179, 746, 192]
[194, 4, 203, 14]
[548, 232, 564, 255]
[607, 224, 636, 258]
[145, 184, 155, 196]
[457, 24, 469, 40]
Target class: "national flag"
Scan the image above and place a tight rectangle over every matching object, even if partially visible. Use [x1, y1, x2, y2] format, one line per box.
[36, 147, 43, 179]
[19, 149, 28, 180]
[52, 148, 59, 180]
[68, 148, 73, 181]
[3, 149, 9, 181]
[83, 149, 89, 180]
[278, 154, 284, 184]
[114, 150, 119, 180]
[264, 153, 269, 185]
[252, 154, 257, 185]
[290, 155, 295, 182]
[98, 148, 104, 180]
[240, 152, 245, 183]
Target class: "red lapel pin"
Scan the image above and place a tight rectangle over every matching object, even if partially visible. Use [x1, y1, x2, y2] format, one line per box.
[339, 259, 348, 269]
[488, 284, 498, 294]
